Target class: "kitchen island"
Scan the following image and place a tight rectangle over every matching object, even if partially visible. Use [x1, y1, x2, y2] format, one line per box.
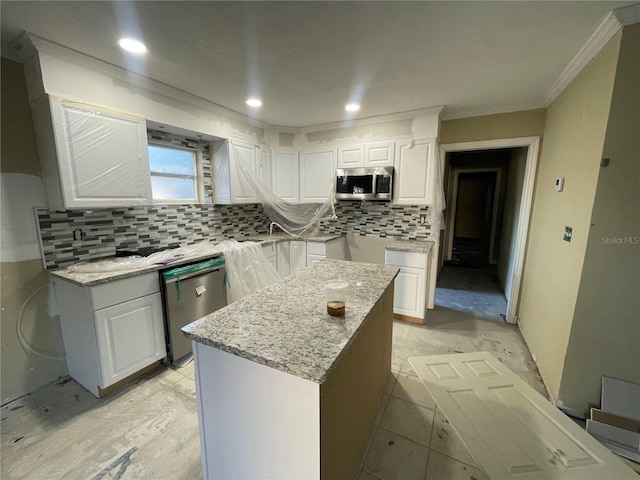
[183, 259, 399, 480]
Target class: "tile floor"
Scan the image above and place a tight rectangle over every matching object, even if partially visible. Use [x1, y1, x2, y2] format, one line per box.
[1, 266, 546, 479]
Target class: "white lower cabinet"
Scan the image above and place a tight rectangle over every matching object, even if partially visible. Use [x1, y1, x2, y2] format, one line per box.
[277, 237, 346, 278]
[306, 238, 346, 267]
[54, 272, 166, 397]
[276, 241, 291, 278]
[262, 243, 277, 271]
[94, 293, 164, 386]
[289, 241, 307, 275]
[385, 249, 430, 322]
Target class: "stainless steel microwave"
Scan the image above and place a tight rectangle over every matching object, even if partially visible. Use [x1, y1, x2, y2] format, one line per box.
[335, 167, 394, 201]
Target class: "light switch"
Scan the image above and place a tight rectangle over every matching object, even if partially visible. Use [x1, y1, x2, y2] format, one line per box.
[555, 178, 564, 192]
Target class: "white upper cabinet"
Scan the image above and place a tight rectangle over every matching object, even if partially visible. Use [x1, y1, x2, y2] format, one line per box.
[299, 148, 336, 203]
[394, 138, 434, 205]
[365, 141, 395, 167]
[256, 146, 271, 190]
[271, 151, 300, 202]
[337, 145, 364, 168]
[212, 139, 258, 204]
[32, 96, 152, 209]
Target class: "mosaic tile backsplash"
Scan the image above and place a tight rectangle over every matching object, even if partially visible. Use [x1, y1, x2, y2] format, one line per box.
[38, 202, 432, 269]
[319, 202, 431, 240]
[37, 204, 271, 269]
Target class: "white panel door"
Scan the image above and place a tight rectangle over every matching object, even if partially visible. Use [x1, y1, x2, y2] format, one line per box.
[392, 266, 426, 318]
[365, 141, 395, 167]
[409, 352, 637, 480]
[394, 139, 432, 205]
[337, 145, 364, 168]
[272, 151, 299, 202]
[51, 98, 152, 208]
[289, 240, 307, 274]
[94, 293, 165, 387]
[300, 148, 336, 203]
[230, 141, 258, 203]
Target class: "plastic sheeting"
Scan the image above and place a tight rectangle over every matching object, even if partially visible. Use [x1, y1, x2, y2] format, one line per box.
[66, 240, 279, 304]
[426, 145, 446, 236]
[230, 142, 337, 237]
[67, 242, 223, 273]
[214, 239, 281, 303]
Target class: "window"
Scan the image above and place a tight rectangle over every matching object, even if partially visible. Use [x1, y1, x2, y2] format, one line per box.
[148, 144, 201, 202]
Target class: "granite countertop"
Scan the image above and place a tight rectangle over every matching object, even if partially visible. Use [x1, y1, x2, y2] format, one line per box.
[183, 259, 399, 384]
[385, 239, 435, 254]
[49, 233, 345, 287]
[244, 233, 344, 245]
[49, 251, 224, 287]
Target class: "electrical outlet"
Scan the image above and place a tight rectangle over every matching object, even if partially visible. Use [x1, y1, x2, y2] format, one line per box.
[419, 214, 427, 225]
[563, 226, 573, 242]
[73, 228, 83, 241]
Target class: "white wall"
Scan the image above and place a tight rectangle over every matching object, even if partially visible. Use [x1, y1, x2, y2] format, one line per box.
[26, 49, 267, 146]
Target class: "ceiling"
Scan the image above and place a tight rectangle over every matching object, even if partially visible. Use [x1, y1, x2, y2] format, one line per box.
[1, 1, 636, 128]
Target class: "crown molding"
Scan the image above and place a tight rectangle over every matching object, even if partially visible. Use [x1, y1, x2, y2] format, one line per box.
[300, 105, 446, 134]
[25, 33, 271, 131]
[442, 103, 547, 122]
[545, 4, 640, 105]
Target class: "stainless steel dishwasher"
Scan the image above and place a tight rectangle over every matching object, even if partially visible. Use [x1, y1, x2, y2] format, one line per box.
[161, 257, 227, 363]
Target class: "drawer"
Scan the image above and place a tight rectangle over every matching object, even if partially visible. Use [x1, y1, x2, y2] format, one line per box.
[306, 241, 327, 255]
[262, 242, 276, 258]
[385, 250, 427, 269]
[90, 272, 160, 311]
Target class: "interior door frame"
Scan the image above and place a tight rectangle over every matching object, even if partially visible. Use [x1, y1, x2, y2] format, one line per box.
[446, 168, 502, 265]
[439, 137, 540, 325]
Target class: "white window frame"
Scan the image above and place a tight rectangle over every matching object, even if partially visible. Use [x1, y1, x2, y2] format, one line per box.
[148, 143, 205, 204]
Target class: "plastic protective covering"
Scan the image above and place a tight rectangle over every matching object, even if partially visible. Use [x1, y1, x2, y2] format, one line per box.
[66, 240, 280, 303]
[53, 97, 151, 205]
[230, 142, 337, 236]
[215, 240, 281, 303]
[426, 146, 446, 236]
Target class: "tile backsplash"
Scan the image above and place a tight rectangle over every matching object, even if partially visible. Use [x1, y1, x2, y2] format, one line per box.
[319, 202, 431, 239]
[37, 204, 271, 269]
[38, 202, 432, 269]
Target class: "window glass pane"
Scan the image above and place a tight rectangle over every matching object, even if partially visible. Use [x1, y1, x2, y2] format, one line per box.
[151, 175, 196, 200]
[148, 145, 196, 175]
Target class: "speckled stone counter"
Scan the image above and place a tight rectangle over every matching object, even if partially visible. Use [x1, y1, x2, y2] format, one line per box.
[49, 251, 224, 287]
[385, 239, 435, 254]
[183, 259, 399, 384]
[50, 233, 344, 287]
[244, 232, 344, 245]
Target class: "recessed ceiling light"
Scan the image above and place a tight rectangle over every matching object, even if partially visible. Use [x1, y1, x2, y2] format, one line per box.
[118, 38, 147, 54]
[345, 103, 360, 112]
[246, 98, 262, 107]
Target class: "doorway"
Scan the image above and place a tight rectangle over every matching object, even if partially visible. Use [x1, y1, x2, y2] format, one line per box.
[449, 169, 501, 269]
[437, 137, 540, 324]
